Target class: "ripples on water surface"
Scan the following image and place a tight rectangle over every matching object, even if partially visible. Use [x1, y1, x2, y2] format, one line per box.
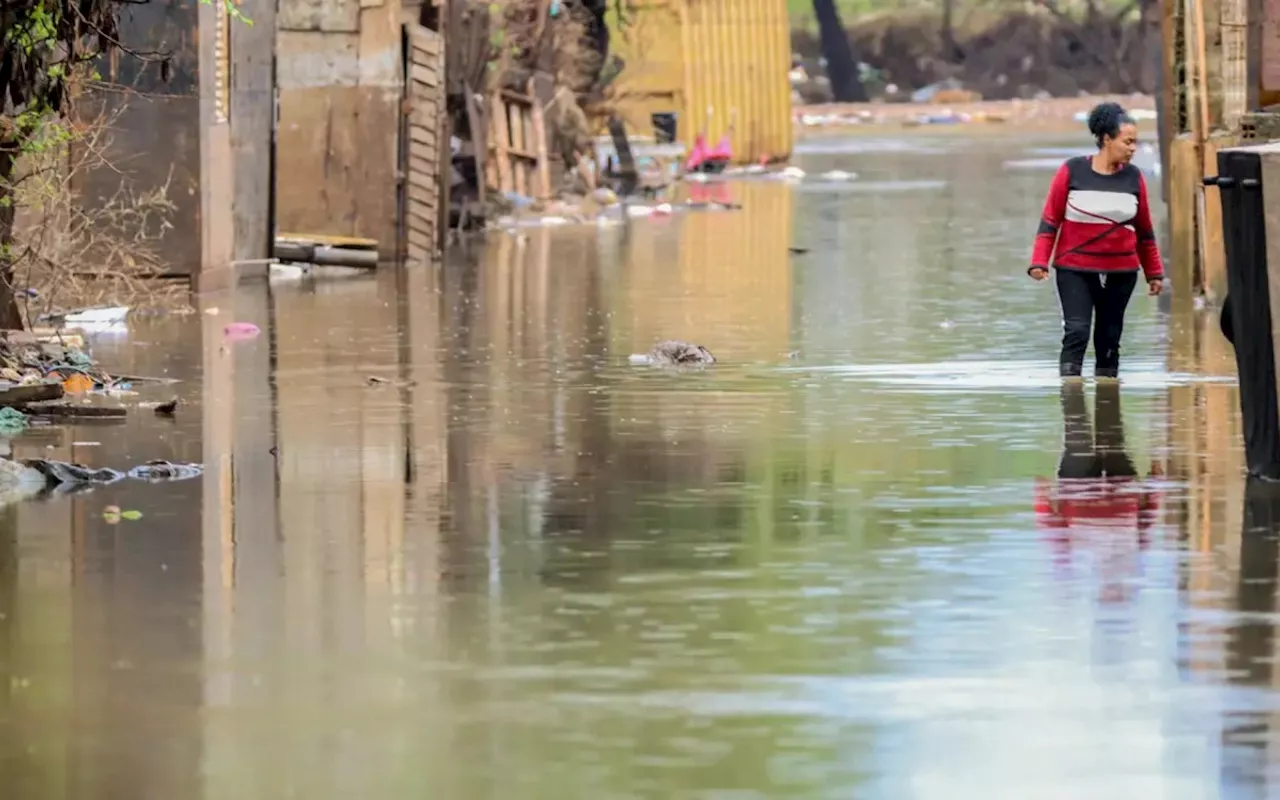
[0, 135, 1261, 799]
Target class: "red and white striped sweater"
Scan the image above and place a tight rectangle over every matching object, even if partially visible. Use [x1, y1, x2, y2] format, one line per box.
[1029, 156, 1164, 280]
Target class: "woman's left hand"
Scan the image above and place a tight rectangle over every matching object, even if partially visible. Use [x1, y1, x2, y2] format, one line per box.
[1148, 279, 1163, 296]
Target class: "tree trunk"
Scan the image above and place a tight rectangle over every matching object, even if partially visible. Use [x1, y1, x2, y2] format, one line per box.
[0, 145, 27, 332]
[1138, 0, 1160, 95]
[941, 0, 963, 62]
[812, 0, 868, 102]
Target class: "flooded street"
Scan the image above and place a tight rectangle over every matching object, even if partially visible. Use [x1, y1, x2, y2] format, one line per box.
[0, 134, 1260, 798]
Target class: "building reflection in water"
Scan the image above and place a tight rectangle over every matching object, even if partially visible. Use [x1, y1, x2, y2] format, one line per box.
[8, 176, 1280, 796]
[1220, 478, 1280, 797]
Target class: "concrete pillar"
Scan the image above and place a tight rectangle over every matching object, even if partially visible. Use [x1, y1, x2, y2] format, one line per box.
[231, 0, 279, 265]
[198, 0, 236, 289]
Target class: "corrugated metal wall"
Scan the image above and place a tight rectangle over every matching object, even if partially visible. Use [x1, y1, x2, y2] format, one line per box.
[611, 0, 793, 164]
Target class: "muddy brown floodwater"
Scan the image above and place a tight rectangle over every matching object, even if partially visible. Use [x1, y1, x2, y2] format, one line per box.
[0, 133, 1260, 799]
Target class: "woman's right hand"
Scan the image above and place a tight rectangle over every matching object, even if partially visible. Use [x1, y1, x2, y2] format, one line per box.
[1028, 266, 1049, 281]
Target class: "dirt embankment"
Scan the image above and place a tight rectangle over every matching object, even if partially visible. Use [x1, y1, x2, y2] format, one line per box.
[791, 9, 1159, 103]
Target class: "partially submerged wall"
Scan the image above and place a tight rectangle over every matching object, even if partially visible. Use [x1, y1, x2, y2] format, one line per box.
[73, 0, 202, 276]
[275, 0, 405, 256]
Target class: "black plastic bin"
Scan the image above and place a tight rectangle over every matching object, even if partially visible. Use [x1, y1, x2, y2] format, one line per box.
[651, 112, 678, 144]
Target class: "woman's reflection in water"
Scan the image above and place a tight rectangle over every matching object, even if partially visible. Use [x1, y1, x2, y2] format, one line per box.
[1034, 382, 1162, 603]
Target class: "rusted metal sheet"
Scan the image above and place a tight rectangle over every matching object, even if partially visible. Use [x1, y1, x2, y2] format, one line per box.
[402, 25, 446, 264]
[278, 0, 361, 32]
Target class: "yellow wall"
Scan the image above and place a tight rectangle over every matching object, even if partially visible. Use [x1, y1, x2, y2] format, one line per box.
[610, 0, 793, 164]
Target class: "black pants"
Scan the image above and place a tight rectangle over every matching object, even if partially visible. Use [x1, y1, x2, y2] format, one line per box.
[1056, 268, 1138, 377]
[1058, 381, 1137, 480]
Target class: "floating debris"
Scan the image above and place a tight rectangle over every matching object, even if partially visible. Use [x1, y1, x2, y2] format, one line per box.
[127, 461, 203, 482]
[366, 376, 416, 388]
[630, 341, 717, 366]
[23, 459, 124, 486]
[223, 322, 261, 342]
[102, 505, 143, 524]
[18, 458, 203, 492]
[153, 398, 178, 417]
[0, 407, 28, 435]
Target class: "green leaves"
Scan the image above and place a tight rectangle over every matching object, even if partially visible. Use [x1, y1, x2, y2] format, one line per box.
[198, 0, 254, 25]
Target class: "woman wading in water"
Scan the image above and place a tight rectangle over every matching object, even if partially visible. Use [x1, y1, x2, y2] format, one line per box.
[1029, 102, 1165, 378]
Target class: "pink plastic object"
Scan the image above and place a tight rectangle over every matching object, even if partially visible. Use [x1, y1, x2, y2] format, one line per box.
[706, 133, 733, 163]
[223, 322, 261, 342]
[685, 134, 709, 171]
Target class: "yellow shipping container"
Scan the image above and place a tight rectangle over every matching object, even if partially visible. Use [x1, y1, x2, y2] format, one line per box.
[608, 0, 793, 164]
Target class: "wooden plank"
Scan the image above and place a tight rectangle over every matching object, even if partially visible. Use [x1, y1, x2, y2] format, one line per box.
[490, 93, 513, 193]
[406, 181, 438, 206]
[1159, 0, 1178, 201]
[406, 213, 438, 231]
[1201, 135, 1233, 303]
[276, 232, 379, 249]
[530, 92, 552, 200]
[406, 221, 437, 242]
[408, 125, 437, 147]
[407, 228, 433, 252]
[521, 101, 535, 197]
[406, 184, 437, 206]
[410, 106, 441, 129]
[1169, 134, 1200, 314]
[410, 27, 443, 56]
[411, 41, 442, 61]
[410, 63, 441, 88]
[500, 89, 533, 106]
[0, 381, 66, 406]
[406, 217, 437, 237]
[509, 103, 527, 196]
[276, 86, 398, 255]
[464, 85, 488, 206]
[409, 156, 439, 180]
[401, 22, 446, 258]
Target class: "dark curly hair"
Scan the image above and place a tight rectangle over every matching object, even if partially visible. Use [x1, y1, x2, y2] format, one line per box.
[1087, 102, 1135, 148]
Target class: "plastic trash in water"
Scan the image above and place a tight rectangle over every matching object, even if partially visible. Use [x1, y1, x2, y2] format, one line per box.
[65, 306, 129, 324]
[819, 170, 857, 181]
[223, 322, 261, 342]
[269, 263, 310, 281]
[502, 191, 536, 209]
[0, 407, 28, 436]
